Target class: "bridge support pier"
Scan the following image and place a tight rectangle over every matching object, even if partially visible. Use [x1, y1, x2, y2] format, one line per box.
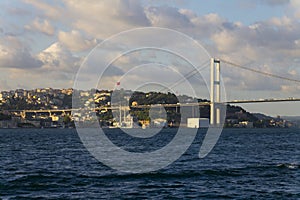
[210, 58, 221, 126]
[21, 110, 26, 119]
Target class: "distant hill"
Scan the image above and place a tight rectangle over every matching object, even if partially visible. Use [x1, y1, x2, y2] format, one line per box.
[280, 116, 300, 128]
[252, 113, 274, 120]
[281, 116, 300, 121]
[1, 88, 292, 128]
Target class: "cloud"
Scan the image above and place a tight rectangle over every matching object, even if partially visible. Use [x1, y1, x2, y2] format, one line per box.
[8, 7, 32, 16]
[280, 84, 300, 93]
[58, 30, 97, 52]
[2, 0, 299, 95]
[5, 67, 75, 89]
[25, 18, 55, 35]
[65, 2, 300, 92]
[0, 36, 43, 69]
[290, 0, 300, 19]
[222, 62, 283, 91]
[238, 0, 290, 10]
[0, 78, 10, 91]
[62, 0, 150, 39]
[2, 42, 83, 89]
[0, 47, 42, 69]
[211, 31, 240, 52]
[145, 6, 192, 28]
[23, 0, 63, 20]
[198, 11, 300, 93]
[38, 42, 81, 72]
[259, 0, 290, 6]
[144, 7, 231, 41]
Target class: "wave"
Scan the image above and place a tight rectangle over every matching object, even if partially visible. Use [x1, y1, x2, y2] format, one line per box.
[276, 163, 299, 169]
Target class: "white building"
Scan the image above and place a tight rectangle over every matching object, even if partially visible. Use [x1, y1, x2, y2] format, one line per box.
[187, 118, 209, 128]
[238, 121, 253, 128]
[152, 118, 167, 128]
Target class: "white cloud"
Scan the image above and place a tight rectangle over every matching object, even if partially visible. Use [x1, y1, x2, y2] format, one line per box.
[58, 30, 97, 52]
[23, 0, 63, 20]
[290, 0, 300, 19]
[25, 18, 55, 35]
[38, 42, 81, 72]
[270, 15, 291, 26]
[2, 0, 299, 96]
[62, 0, 150, 39]
[288, 69, 297, 76]
[145, 6, 192, 28]
[211, 31, 240, 52]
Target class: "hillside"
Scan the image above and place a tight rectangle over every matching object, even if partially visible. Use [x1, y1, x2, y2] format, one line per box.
[0, 88, 290, 128]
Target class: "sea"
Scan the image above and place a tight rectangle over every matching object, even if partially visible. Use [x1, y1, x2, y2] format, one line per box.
[0, 128, 299, 199]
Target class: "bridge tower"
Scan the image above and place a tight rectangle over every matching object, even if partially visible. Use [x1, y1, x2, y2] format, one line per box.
[210, 58, 221, 126]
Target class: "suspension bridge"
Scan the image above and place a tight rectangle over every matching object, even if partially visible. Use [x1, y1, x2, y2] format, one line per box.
[7, 58, 300, 126]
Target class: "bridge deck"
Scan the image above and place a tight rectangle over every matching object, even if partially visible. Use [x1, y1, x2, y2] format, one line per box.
[6, 98, 300, 112]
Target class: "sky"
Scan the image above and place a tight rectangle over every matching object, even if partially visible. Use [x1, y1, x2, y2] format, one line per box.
[1, 0, 300, 116]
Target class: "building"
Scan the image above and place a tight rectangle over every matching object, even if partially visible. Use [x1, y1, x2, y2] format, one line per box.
[237, 121, 254, 128]
[187, 118, 209, 128]
[152, 118, 167, 128]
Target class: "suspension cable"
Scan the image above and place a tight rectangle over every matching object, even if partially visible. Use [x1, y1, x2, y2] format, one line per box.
[160, 60, 210, 93]
[220, 59, 300, 83]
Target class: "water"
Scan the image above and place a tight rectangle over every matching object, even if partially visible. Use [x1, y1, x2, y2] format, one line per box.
[0, 128, 299, 199]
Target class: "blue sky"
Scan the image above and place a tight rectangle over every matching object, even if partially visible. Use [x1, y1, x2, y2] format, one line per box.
[195, 0, 288, 23]
[142, 0, 290, 25]
[0, 0, 300, 116]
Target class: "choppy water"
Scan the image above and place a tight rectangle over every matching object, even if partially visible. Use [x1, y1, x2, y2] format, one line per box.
[0, 128, 299, 199]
